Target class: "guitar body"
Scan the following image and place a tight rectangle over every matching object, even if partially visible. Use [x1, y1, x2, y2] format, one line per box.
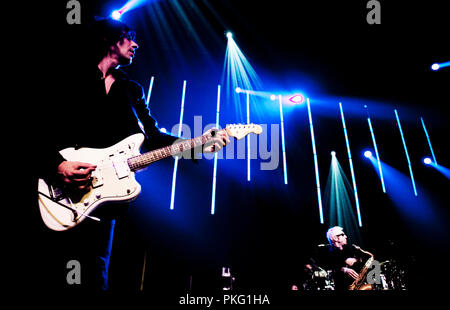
[37, 123, 263, 231]
[38, 134, 145, 231]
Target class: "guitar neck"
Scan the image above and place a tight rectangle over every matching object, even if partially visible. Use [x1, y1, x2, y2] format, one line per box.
[126, 123, 263, 171]
[127, 134, 212, 171]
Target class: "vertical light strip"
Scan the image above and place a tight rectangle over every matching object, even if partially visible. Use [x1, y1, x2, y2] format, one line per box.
[146, 76, 155, 106]
[170, 80, 187, 210]
[394, 109, 418, 196]
[420, 117, 438, 165]
[246, 91, 251, 181]
[365, 106, 386, 193]
[278, 95, 288, 185]
[339, 102, 362, 227]
[211, 85, 221, 215]
[306, 98, 324, 224]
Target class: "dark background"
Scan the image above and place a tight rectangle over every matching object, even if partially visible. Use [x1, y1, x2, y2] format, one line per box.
[19, 0, 449, 303]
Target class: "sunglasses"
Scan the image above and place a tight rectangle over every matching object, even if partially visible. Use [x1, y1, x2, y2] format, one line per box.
[336, 233, 346, 237]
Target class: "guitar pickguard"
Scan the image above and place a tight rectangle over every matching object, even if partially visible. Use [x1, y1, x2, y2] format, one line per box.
[38, 134, 144, 231]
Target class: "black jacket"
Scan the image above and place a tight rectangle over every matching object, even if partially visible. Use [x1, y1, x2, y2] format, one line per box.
[36, 66, 179, 179]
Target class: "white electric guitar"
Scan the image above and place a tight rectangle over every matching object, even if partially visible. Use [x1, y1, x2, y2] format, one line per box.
[37, 124, 262, 231]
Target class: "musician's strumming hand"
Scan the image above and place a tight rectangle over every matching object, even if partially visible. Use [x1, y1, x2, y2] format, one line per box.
[57, 161, 97, 190]
[202, 128, 230, 153]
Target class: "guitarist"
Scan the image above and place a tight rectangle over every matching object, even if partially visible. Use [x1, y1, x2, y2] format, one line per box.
[35, 18, 229, 291]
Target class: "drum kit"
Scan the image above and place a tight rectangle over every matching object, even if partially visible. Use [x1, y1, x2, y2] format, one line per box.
[309, 268, 335, 291]
[378, 259, 408, 290]
[301, 266, 335, 291]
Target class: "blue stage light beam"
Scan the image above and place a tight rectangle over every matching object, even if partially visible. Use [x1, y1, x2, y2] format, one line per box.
[339, 102, 362, 227]
[146, 76, 155, 106]
[423, 159, 450, 179]
[434, 164, 450, 179]
[324, 152, 362, 244]
[279, 95, 288, 185]
[394, 109, 418, 196]
[223, 33, 263, 182]
[370, 159, 447, 244]
[365, 105, 386, 193]
[223, 32, 263, 122]
[170, 80, 187, 210]
[431, 61, 450, 71]
[420, 117, 438, 165]
[211, 85, 221, 215]
[235, 87, 273, 99]
[135, 75, 154, 134]
[306, 98, 324, 224]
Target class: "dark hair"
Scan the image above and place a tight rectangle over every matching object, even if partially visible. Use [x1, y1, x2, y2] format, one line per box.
[88, 18, 136, 62]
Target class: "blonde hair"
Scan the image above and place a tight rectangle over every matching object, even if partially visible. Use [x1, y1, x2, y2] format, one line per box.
[326, 226, 344, 244]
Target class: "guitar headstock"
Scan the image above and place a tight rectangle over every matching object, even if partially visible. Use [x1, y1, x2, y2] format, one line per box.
[225, 123, 263, 140]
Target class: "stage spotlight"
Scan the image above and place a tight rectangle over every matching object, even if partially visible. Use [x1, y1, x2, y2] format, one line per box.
[331, 151, 336, 156]
[431, 61, 450, 71]
[289, 94, 305, 104]
[111, 0, 149, 20]
[235, 87, 242, 93]
[111, 10, 122, 20]
[270, 94, 276, 101]
[364, 150, 372, 158]
[226, 32, 233, 39]
[423, 157, 432, 165]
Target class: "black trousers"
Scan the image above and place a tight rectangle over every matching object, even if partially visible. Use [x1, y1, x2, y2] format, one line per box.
[32, 214, 118, 291]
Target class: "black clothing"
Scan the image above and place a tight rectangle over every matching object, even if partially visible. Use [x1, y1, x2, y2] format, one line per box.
[34, 65, 181, 290]
[39, 66, 178, 179]
[315, 244, 367, 290]
[59, 67, 177, 149]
